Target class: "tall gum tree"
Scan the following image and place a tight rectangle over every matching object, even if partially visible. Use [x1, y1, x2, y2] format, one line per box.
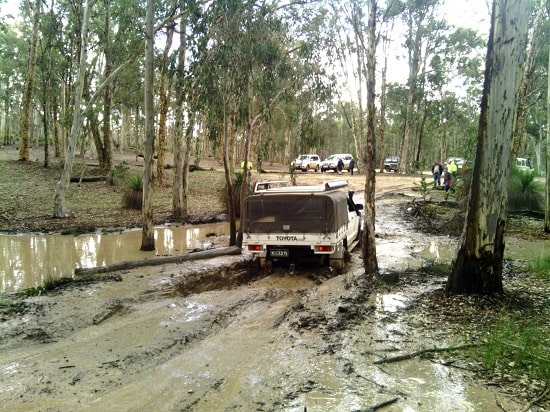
[18, 0, 41, 162]
[141, 0, 155, 251]
[446, 0, 531, 295]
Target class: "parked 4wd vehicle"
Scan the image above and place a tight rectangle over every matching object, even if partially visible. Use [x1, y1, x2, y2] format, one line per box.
[321, 154, 354, 173]
[383, 156, 399, 172]
[242, 180, 363, 269]
[292, 154, 321, 172]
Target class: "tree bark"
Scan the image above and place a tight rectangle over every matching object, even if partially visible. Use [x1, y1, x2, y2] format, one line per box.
[447, 0, 530, 295]
[362, 0, 379, 278]
[156, 23, 174, 186]
[141, 0, 155, 251]
[53, 0, 93, 218]
[545, 51, 550, 233]
[19, 0, 41, 162]
[172, 6, 187, 220]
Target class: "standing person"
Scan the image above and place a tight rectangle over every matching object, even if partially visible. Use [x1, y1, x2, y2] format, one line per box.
[349, 158, 355, 175]
[337, 158, 344, 174]
[432, 160, 443, 188]
[448, 159, 458, 177]
[240, 160, 253, 178]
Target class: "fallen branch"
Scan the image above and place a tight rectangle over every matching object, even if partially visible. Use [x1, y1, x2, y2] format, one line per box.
[373, 343, 483, 364]
[70, 176, 107, 182]
[74, 246, 242, 276]
[365, 397, 399, 411]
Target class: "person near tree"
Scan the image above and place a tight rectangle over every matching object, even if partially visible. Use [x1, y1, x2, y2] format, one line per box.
[337, 158, 344, 174]
[448, 159, 458, 177]
[431, 160, 443, 188]
[443, 166, 454, 192]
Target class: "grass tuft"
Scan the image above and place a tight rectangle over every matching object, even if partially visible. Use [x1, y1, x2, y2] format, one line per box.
[527, 253, 550, 279]
[482, 315, 549, 382]
[122, 174, 143, 210]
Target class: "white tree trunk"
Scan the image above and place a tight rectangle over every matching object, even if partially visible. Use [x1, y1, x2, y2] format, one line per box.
[53, 0, 93, 218]
[447, 0, 531, 294]
[141, 0, 155, 251]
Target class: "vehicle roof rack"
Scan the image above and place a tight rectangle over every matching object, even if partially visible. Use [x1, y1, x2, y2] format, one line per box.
[253, 179, 348, 194]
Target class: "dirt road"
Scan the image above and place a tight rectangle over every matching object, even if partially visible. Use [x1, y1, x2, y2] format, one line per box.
[0, 173, 533, 411]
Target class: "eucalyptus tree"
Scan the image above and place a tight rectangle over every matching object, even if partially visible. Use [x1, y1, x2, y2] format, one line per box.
[512, 0, 548, 160]
[0, 22, 25, 145]
[19, 0, 41, 162]
[54, 0, 93, 218]
[361, 0, 378, 277]
[195, 0, 321, 246]
[141, 0, 155, 251]
[447, 0, 531, 295]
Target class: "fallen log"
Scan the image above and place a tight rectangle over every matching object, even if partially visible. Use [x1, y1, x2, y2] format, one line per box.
[74, 246, 242, 276]
[70, 176, 107, 182]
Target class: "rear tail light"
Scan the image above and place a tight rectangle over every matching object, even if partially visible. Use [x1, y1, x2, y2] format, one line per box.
[315, 245, 333, 252]
[247, 245, 262, 251]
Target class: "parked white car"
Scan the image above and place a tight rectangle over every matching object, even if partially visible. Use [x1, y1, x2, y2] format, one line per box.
[321, 154, 354, 173]
[291, 154, 321, 172]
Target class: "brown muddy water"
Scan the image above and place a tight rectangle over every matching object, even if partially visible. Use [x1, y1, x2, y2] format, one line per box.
[0, 223, 229, 292]
[1, 218, 545, 293]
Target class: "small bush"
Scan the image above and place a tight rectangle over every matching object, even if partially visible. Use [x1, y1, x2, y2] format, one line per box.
[415, 176, 431, 201]
[108, 163, 130, 186]
[508, 167, 544, 213]
[218, 172, 253, 216]
[122, 174, 143, 210]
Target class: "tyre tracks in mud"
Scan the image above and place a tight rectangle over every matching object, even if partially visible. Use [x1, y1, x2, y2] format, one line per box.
[0, 252, 374, 411]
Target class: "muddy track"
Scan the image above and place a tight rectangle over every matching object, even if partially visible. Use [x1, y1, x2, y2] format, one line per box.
[0, 190, 540, 411]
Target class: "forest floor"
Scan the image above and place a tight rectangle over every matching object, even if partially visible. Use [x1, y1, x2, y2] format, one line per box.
[0, 145, 548, 411]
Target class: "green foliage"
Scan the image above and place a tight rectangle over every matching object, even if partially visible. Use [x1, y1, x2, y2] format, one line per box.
[108, 163, 130, 186]
[508, 167, 544, 212]
[218, 172, 252, 216]
[19, 285, 45, 297]
[122, 174, 143, 210]
[415, 176, 431, 201]
[482, 315, 549, 382]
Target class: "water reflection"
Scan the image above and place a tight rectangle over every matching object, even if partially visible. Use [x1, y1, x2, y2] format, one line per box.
[0, 223, 229, 293]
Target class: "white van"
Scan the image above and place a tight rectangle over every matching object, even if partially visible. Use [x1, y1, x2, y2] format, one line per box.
[515, 158, 534, 173]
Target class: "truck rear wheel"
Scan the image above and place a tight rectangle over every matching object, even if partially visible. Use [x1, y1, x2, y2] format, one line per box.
[259, 258, 272, 268]
[329, 258, 344, 269]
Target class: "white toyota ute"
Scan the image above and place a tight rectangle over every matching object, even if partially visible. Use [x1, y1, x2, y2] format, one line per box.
[242, 180, 363, 269]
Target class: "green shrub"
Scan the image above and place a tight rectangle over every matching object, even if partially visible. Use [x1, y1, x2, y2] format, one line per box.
[122, 174, 143, 210]
[108, 163, 130, 186]
[508, 167, 544, 212]
[415, 176, 431, 201]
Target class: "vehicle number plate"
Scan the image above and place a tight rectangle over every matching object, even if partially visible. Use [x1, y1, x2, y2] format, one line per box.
[270, 249, 289, 257]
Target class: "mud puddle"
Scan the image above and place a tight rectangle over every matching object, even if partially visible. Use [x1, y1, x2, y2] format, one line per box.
[0, 222, 229, 292]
